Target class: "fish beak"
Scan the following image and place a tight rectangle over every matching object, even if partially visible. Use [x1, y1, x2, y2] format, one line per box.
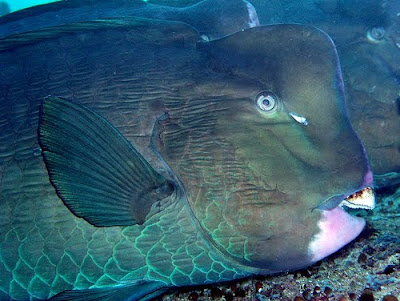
[308, 186, 375, 263]
[339, 187, 375, 210]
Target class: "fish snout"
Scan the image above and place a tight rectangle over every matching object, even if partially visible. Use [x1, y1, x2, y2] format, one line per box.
[309, 184, 375, 263]
[308, 207, 365, 262]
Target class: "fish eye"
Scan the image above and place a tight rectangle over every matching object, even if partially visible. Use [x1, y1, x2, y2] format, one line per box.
[256, 91, 278, 113]
[367, 27, 385, 43]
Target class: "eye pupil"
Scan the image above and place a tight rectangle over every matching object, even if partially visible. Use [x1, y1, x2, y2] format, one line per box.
[256, 91, 278, 113]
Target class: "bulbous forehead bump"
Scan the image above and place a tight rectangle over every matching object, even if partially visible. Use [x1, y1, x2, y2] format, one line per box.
[189, 24, 371, 269]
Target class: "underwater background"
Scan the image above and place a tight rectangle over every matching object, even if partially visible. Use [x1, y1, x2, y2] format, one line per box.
[0, 0, 59, 14]
[0, 0, 399, 300]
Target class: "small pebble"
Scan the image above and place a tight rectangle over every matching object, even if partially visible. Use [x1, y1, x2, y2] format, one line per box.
[382, 265, 395, 274]
[338, 297, 349, 301]
[313, 285, 321, 296]
[359, 289, 375, 301]
[293, 297, 305, 301]
[358, 253, 368, 264]
[324, 286, 333, 297]
[349, 292, 357, 300]
[188, 292, 198, 301]
[210, 287, 222, 298]
[255, 281, 263, 293]
[225, 291, 234, 301]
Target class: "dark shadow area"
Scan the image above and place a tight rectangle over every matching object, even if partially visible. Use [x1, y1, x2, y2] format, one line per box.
[0, 1, 10, 16]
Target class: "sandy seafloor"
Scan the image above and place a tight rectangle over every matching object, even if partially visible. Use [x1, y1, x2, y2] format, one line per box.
[160, 186, 400, 301]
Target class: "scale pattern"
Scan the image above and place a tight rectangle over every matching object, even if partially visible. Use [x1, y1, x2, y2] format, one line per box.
[0, 25, 251, 299]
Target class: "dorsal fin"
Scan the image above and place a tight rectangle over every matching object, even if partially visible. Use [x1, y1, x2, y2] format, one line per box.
[0, 16, 199, 51]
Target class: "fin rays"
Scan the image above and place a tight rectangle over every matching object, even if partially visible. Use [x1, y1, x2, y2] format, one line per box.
[39, 96, 174, 226]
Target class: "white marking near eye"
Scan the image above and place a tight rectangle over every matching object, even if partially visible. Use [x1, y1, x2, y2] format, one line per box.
[289, 112, 308, 125]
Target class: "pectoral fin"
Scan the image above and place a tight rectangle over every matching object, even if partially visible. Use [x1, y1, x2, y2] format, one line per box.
[49, 280, 167, 301]
[39, 96, 174, 227]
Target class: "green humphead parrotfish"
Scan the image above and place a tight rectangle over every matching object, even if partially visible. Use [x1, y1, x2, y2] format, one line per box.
[0, 15, 375, 301]
[240, 0, 400, 189]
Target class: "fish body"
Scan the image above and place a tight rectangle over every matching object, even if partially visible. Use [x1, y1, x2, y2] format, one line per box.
[0, 13, 373, 301]
[0, 0, 259, 40]
[1, 0, 397, 189]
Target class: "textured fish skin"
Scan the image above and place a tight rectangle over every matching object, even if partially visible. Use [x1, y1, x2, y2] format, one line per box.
[0, 0, 258, 40]
[0, 21, 256, 300]
[0, 18, 371, 301]
[243, 0, 400, 187]
[103, 0, 400, 188]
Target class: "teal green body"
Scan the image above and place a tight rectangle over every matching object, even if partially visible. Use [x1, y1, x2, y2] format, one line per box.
[0, 20, 256, 300]
[0, 167, 248, 299]
[0, 11, 373, 301]
[0, 181, 240, 298]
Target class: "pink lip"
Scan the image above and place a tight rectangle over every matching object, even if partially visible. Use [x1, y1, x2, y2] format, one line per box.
[363, 170, 374, 187]
[308, 206, 365, 262]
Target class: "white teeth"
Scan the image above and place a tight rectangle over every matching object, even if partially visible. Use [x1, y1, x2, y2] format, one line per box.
[339, 187, 375, 210]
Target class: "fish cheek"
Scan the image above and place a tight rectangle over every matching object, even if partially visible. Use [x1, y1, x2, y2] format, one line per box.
[211, 104, 318, 269]
[226, 196, 321, 271]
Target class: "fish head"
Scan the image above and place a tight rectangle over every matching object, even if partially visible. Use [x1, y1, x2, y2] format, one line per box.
[154, 25, 374, 272]
[347, 90, 400, 188]
[333, 25, 400, 188]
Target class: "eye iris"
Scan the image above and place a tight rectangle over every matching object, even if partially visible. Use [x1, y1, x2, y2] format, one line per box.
[256, 92, 277, 112]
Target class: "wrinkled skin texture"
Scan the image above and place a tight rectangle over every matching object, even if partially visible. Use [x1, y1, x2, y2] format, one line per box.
[0, 20, 255, 300]
[0, 0, 258, 40]
[1, 0, 397, 188]
[122, 0, 400, 186]
[154, 26, 370, 270]
[0, 11, 370, 301]
[246, 0, 400, 187]
[331, 27, 400, 187]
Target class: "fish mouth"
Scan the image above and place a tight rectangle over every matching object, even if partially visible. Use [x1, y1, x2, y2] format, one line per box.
[308, 186, 375, 262]
[339, 187, 375, 210]
[318, 185, 375, 212]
